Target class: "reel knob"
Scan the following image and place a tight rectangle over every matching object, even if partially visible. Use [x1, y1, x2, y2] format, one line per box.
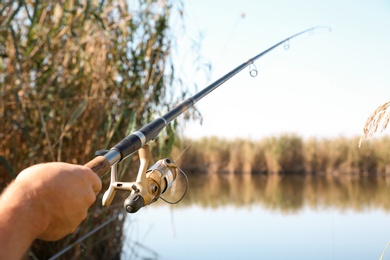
[124, 192, 145, 213]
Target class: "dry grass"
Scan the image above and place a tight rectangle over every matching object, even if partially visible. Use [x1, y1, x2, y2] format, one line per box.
[360, 101, 390, 147]
[176, 135, 390, 175]
[1, 0, 192, 258]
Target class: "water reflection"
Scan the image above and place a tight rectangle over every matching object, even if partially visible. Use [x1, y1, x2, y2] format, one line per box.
[166, 173, 390, 212]
[122, 174, 390, 260]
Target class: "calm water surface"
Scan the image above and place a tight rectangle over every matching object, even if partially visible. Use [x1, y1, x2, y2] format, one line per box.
[122, 174, 390, 260]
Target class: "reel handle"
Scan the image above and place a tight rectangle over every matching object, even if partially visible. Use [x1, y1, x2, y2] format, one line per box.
[84, 155, 111, 178]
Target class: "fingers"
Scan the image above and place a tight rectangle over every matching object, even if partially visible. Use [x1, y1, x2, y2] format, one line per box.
[81, 166, 102, 195]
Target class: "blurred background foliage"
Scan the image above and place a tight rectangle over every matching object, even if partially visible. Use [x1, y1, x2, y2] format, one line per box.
[0, 0, 193, 173]
[0, 0, 206, 258]
[174, 135, 390, 176]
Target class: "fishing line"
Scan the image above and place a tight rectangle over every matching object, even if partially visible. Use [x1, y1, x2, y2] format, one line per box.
[216, 12, 246, 66]
[173, 139, 192, 163]
[48, 212, 122, 260]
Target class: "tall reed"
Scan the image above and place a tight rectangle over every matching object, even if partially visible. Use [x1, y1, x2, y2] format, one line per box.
[0, 0, 199, 258]
[176, 135, 390, 175]
[360, 101, 390, 146]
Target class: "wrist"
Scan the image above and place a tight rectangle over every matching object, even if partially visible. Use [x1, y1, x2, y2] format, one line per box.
[0, 180, 50, 243]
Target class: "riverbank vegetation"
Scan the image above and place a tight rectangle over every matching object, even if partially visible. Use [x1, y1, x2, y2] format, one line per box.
[1, 0, 193, 258]
[173, 134, 390, 175]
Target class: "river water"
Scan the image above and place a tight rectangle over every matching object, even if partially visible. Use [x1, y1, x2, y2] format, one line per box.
[121, 174, 390, 259]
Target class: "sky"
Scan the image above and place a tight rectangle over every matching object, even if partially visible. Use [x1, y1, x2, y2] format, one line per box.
[172, 0, 390, 140]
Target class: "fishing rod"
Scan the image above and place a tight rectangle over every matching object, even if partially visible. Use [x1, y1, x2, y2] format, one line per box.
[85, 26, 331, 213]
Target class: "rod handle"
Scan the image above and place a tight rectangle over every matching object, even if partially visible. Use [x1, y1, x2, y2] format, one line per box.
[84, 156, 111, 178]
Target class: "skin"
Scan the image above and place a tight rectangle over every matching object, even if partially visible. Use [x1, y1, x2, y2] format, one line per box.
[0, 162, 102, 259]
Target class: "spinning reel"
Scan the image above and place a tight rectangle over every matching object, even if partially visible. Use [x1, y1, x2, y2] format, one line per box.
[100, 144, 182, 213]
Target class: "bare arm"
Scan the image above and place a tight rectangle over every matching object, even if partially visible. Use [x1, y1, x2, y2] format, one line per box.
[0, 163, 102, 259]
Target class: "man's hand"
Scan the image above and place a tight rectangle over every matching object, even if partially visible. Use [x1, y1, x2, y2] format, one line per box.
[17, 163, 102, 240]
[0, 162, 102, 259]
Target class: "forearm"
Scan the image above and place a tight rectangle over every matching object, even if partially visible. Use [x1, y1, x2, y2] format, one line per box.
[0, 181, 48, 259]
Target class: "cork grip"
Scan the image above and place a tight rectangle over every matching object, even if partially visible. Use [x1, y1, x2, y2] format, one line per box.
[85, 156, 111, 178]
